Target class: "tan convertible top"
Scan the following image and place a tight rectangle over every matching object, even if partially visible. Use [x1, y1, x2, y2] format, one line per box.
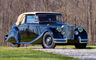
[16, 12, 58, 25]
[20, 12, 58, 15]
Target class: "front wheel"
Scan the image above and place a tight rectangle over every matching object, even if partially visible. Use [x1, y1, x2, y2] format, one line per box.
[42, 32, 56, 49]
[75, 43, 87, 49]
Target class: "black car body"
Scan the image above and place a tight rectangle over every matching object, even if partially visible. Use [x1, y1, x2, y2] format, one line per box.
[5, 12, 88, 48]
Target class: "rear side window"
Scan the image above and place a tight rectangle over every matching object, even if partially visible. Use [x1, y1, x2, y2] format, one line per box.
[26, 15, 38, 23]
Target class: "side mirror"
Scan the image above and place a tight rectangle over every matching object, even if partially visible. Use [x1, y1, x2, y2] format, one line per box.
[81, 25, 83, 27]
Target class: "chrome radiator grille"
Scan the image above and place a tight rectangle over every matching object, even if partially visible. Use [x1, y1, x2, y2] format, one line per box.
[62, 25, 74, 40]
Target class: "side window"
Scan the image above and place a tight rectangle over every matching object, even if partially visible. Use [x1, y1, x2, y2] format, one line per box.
[26, 15, 38, 23]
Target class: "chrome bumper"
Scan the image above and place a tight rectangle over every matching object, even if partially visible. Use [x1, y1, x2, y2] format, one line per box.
[78, 36, 88, 43]
[53, 38, 68, 43]
[53, 36, 88, 44]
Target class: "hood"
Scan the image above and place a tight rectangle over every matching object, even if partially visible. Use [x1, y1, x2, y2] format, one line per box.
[47, 23, 74, 28]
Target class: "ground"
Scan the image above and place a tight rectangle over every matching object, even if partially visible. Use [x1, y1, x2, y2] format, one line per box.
[0, 45, 96, 60]
[27, 45, 96, 60]
[0, 46, 77, 60]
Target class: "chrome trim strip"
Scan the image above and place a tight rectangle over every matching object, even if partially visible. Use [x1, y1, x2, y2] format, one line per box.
[53, 39, 67, 41]
[54, 41, 67, 43]
[80, 41, 89, 43]
[81, 39, 88, 41]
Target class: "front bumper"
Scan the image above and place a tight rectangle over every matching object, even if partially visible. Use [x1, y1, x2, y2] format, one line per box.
[53, 38, 68, 43]
[53, 36, 88, 44]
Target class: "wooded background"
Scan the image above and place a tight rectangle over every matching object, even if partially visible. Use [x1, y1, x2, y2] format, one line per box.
[0, 0, 96, 46]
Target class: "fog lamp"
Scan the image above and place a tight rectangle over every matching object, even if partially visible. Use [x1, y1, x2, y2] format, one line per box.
[74, 31, 79, 35]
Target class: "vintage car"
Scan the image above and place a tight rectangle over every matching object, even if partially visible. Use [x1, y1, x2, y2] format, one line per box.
[5, 12, 88, 48]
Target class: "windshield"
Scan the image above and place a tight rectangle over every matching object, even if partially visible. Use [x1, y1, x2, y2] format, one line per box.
[38, 14, 64, 23]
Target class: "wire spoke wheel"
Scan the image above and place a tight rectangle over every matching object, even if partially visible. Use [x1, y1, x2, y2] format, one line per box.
[42, 32, 56, 49]
[45, 36, 53, 46]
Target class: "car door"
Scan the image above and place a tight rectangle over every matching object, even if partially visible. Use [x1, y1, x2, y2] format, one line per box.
[25, 14, 39, 42]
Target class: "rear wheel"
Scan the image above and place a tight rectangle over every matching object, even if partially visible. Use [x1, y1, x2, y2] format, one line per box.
[42, 32, 56, 49]
[75, 43, 87, 49]
[11, 43, 20, 47]
[10, 38, 20, 47]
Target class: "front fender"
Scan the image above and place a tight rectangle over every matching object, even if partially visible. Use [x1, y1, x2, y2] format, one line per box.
[42, 27, 62, 38]
[74, 27, 88, 40]
[42, 28, 54, 37]
[49, 28, 62, 38]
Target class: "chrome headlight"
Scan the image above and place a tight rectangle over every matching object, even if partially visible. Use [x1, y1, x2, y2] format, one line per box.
[74, 31, 79, 35]
[61, 25, 64, 28]
[56, 27, 62, 32]
[78, 27, 83, 32]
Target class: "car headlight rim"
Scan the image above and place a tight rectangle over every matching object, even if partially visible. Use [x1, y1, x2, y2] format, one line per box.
[78, 27, 83, 33]
[56, 27, 62, 32]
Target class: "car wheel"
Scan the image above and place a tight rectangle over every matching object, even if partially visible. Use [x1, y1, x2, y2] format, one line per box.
[11, 43, 20, 47]
[42, 32, 56, 49]
[75, 43, 87, 49]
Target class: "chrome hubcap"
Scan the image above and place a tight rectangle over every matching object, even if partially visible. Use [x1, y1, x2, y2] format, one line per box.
[46, 37, 52, 46]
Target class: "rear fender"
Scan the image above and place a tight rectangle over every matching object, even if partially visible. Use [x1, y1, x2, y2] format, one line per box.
[6, 27, 20, 44]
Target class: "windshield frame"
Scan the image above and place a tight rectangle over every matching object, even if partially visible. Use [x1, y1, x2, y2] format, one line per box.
[36, 13, 64, 23]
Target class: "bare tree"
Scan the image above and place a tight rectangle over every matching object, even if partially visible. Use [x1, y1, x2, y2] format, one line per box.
[0, 0, 96, 46]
